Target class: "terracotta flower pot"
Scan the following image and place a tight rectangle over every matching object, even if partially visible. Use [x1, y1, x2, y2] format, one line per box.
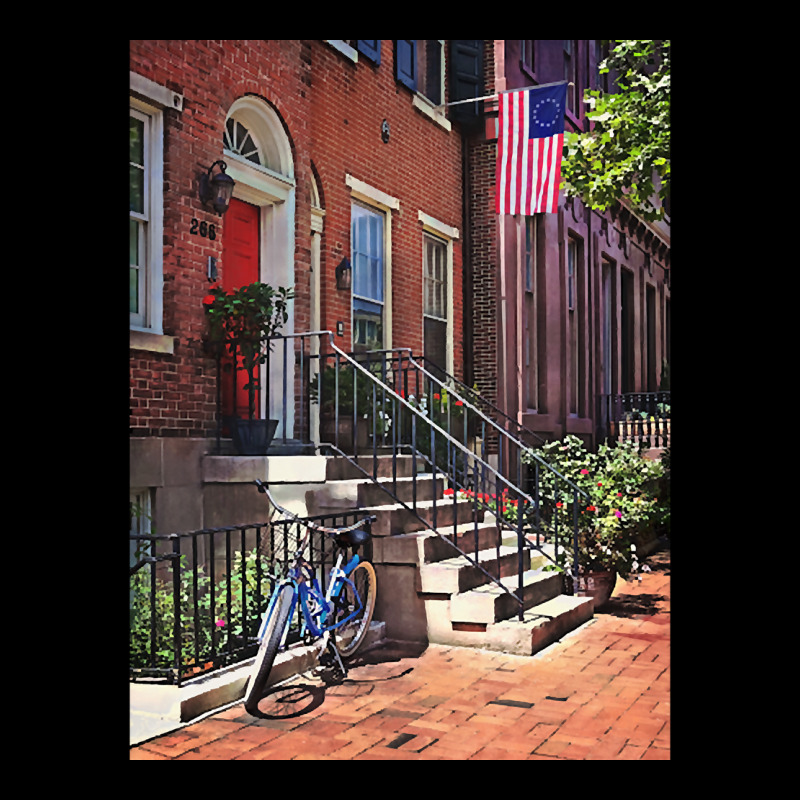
[573, 570, 617, 610]
[320, 414, 369, 455]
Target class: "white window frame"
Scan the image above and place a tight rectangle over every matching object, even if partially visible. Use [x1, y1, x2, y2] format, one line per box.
[419, 211, 458, 376]
[129, 97, 164, 336]
[351, 201, 387, 352]
[346, 175, 398, 351]
[130, 72, 178, 348]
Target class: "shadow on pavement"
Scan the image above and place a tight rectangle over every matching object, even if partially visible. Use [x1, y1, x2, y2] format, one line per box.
[247, 640, 428, 721]
[599, 592, 668, 618]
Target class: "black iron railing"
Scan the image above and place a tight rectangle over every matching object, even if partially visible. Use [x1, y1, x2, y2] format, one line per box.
[129, 503, 372, 685]
[598, 391, 671, 449]
[225, 332, 588, 619]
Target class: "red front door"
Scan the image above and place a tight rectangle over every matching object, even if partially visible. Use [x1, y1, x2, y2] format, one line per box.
[221, 197, 260, 420]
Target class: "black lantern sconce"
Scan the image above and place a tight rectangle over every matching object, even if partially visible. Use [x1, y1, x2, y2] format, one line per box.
[335, 257, 352, 291]
[199, 160, 235, 215]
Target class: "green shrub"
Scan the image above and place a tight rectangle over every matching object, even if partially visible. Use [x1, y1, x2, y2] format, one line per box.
[521, 435, 669, 578]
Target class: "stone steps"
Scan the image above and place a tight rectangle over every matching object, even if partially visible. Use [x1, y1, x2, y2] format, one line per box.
[310, 454, 596, 658]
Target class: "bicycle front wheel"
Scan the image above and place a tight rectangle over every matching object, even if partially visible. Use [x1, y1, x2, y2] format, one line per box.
[334, 560, 377, 658]
[244, 584, 294, 714]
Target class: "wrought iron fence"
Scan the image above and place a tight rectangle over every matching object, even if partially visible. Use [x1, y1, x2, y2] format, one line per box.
[129, 508, 371, 686]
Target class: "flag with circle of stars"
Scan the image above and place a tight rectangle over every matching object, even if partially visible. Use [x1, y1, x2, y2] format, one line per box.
[496, 82, 567, 215]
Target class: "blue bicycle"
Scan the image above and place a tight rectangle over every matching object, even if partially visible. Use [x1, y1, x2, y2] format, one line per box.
[244, 480, 378, 714]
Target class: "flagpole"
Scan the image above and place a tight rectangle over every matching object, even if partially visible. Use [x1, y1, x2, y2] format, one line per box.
[435, 80, 572, 110]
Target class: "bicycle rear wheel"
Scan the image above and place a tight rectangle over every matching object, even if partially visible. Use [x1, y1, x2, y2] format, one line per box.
[333, 560, 377, 658]
[244, 584, 294, 714]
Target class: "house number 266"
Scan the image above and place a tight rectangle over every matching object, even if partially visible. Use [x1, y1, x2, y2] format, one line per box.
[190, 218, 216, 240]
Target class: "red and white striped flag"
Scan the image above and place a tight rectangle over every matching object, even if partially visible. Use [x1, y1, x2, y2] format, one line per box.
[495, 83, 567, 215]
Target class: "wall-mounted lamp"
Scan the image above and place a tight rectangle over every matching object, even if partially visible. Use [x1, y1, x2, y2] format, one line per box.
[335, 257, 352, 291]
[199, 160, 235, 215]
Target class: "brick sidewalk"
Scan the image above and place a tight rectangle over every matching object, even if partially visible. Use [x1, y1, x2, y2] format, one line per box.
[131, 545, 670, 760]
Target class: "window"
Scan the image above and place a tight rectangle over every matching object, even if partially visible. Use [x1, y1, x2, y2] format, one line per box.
[327, 40, 381, 64]
[564, 40, 578, 114]
[567, 237, 584, 415]
[521, 40, 536, 76]
[129, 97, 164, 334]
[129, 101, 164, 332]
[423, 234, 448, 378]
[224, 118, 262, 165]
[567, 237, 577, 311]
[129, 108, 148, 328]
[596, 40, 613, 94]
[524, 217, 539, 410]
[351, 203, 385, 352]
[130, 489, 153, 578]
[396, 40, 443, 105]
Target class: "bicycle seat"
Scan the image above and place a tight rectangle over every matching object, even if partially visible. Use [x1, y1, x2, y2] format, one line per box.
[332, 526, 372, 549]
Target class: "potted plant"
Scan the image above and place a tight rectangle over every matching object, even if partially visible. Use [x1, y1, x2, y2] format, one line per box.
[522, 435, 668, 609]
[204, 281, 294, 454]
[309, 361, 392, 454]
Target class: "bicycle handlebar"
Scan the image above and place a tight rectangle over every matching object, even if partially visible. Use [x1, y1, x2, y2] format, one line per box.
[254, 479, 376, 541]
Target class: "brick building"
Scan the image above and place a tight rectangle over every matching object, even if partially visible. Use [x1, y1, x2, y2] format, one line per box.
[462, 41, 670, 450]
[129, 39, 670, 537]
[130, 40, 468, 533]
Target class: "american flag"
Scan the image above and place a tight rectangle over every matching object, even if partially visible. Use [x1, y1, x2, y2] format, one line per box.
[495, 82, 567, 215]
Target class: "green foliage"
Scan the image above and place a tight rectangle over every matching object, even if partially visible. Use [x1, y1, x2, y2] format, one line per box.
[522, 435, 669, 578]
[203, 281, 295, 418]
[129, 546, 273, 674]
[562, 40, 670, 222]
[309, 362, 387, 416]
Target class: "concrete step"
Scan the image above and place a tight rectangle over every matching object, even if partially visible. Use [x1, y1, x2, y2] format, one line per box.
[418, 545, 531, 595]
[324, 454, 419, 481]
[482, 595, 595, 655]
[425, 593, 593, 656]
[305, 475, 443, 514]
[450, 568, 564, 624]
[367, 497, 483, 537]
[372, 522, 500, 568]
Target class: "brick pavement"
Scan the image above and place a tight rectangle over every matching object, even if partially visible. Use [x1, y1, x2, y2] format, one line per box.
[130, 545, 670, 760]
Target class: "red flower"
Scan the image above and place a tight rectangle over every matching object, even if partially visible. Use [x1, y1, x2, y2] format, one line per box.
[434, 393, 441, 400]
[587, 505, 596, 512]
[203, 294, 216, 306]
[443, 488, 454, 496]
[455, 400, 463, 406]
[556, 502, 563, 508]
[580, 469, 589, 475]
[597, 482, 603, 487]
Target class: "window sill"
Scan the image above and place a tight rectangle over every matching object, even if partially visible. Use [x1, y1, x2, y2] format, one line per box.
[130, 329, 175, 354]
[412, 94, 451, 132]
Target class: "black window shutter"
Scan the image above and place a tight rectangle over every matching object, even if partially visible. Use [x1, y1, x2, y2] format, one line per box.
[396, 40, 417, 91]
[357, 40, 381, 65]
[449, 40, 484, 123]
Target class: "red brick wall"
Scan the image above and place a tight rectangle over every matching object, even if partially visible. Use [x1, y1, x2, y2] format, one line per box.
[130, 40, 464, 437]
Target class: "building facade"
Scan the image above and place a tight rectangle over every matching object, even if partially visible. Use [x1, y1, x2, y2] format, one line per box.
[462, 41, 670, 452]
[129, 39, 671, 537]
[130, 40, 468, 533]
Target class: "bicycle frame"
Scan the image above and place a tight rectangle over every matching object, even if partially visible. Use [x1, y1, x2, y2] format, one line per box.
[255, 544, 364, 651]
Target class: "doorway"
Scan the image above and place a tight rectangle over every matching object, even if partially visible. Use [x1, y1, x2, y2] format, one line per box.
[221, 197, 260, 421]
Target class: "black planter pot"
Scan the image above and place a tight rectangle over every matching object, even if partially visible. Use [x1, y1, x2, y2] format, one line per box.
[231, 418, 279, 455]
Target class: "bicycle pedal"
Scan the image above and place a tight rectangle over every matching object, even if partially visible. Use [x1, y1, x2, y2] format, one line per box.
[318, 651, 336, 667]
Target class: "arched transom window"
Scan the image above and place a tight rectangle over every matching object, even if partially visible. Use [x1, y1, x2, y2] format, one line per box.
[224, 118, 262, 165]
